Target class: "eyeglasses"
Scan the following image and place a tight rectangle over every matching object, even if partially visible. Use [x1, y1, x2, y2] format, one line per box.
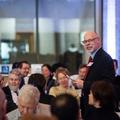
[81, 37, 98, 45]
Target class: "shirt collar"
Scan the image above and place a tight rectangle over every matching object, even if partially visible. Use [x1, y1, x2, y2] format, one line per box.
[90, 47, 101, 59]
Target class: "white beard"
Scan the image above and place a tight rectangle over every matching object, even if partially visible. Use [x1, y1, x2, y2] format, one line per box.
[9, 85, 19, 92]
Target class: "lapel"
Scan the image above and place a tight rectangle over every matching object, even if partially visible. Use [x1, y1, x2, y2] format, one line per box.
[3, 86, 13, 100]
[85, 48, 103, 79]
[4, 86, 12, 95]
[93, 48, 103, 62]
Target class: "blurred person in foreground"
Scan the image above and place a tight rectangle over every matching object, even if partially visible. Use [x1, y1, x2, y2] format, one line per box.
[85, 80, 120, 120]
[21, 114, 57, 120]
[0, 88, 7, 120]
[0, 74, 5, 88]
[78, 32, 115, 118]
[7, 84, 40, 120]
[51, 93, 80, 120]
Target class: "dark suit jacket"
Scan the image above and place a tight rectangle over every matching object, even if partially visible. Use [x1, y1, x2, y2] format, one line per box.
[39, 92, 55, 105]
[45, 76, 56, 94]
[19, 77, 25, 89]
[83, 48, 115, 96]
[81, 48, 115, 116]
[2, 86, 18, 113]
[34, 86, 55, 105]
[85, 105, 120, 120]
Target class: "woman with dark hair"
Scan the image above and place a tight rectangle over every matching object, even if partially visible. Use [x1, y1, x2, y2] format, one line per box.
[28, 73, 55, 105]
[85, 80, 120, 120]
[41, 64, 56, 94]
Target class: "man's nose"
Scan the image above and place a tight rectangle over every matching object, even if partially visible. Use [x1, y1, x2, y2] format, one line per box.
[23, 108, 28, 114]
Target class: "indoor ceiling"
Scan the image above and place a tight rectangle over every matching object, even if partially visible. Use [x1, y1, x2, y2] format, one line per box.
[0, 0, 94, 18]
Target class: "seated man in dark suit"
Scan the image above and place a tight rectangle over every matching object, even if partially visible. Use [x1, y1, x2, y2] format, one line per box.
[7, 85, 40, 120]
[2, 68, 22, 113]
[17, 60, 31, 88]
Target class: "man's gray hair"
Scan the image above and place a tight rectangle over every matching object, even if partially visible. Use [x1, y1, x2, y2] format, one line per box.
[18, 85, 40, 104]
[9, 68, 22, 81]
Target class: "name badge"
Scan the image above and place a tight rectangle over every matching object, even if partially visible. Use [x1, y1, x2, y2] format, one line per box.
[87, 62, 94, 67]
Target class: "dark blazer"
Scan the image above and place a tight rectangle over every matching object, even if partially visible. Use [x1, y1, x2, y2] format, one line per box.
[45, 76, 56, 94]
[19, 77, 25, 89]
[83, 48, 115, 95]
[81, 48, 115, 118]
[39, 92, 55, 105]
[2, 86, 18, 113]
[34, 86, 55, 105]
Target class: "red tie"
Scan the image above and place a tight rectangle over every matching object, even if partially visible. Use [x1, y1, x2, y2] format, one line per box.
[84, 56, 93, 80]
[88, 56, 93, 63]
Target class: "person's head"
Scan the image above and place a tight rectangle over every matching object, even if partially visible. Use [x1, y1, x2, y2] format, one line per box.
[51, 93, 79, 120]
[17, 84, 40, 116]
[12, 61, 20, 69]
[0, 74, 4, 88]
[18, 61, 31, 77]
[51, 63, 66, 80]
[28, 73, 46, 92]
[41, 64, 52, 79]
[8, 68, 22, 91]
[78, 64, 87, 80]
[0, 88, 7, 120]
[82, 32, 101, 54]
[55, 67, 70, 88]
[89, 81, 115, 109]
[51, 63, 66, 73]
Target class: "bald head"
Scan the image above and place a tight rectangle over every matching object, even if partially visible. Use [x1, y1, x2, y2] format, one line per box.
[83, 31, 101, 53]
[84, 32, 99, 39]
